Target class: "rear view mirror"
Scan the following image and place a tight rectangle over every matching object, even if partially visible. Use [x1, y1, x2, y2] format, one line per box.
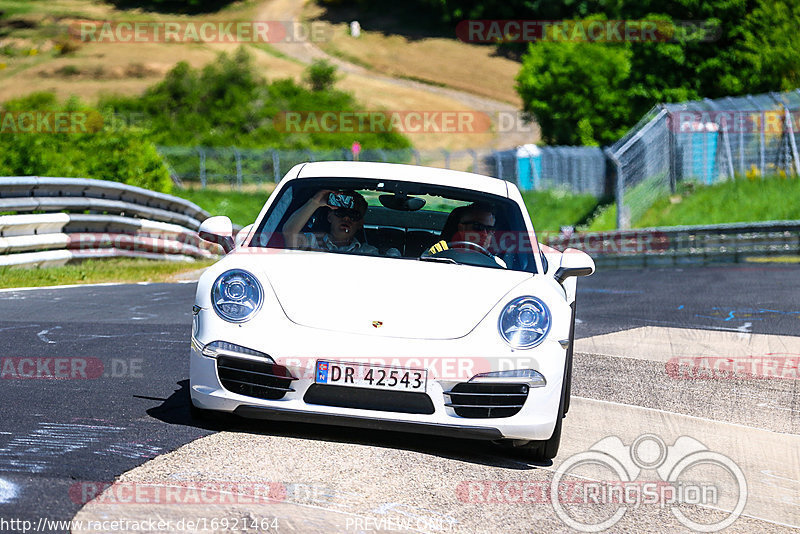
[198, 216, 234, 253]
[379, 194, 426, 211]
[554, 248, 595, 284]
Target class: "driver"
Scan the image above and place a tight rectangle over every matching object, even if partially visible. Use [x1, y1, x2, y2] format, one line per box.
[282, 189, 379, 254]
[429, 202, 496, 255]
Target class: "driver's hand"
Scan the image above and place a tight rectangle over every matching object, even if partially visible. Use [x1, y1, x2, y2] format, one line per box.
[310, 190, 336, 208]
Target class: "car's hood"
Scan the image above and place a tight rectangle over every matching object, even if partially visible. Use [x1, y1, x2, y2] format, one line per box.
[259, 252, 532, 339]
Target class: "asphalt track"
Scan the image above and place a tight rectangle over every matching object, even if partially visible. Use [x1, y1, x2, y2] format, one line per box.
[0, 264, 798, 533]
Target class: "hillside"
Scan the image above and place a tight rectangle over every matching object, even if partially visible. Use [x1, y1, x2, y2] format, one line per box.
[0, 0, 538, 151]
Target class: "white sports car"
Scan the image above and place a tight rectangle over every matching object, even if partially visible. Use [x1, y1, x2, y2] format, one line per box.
[190, 161, 594, 460]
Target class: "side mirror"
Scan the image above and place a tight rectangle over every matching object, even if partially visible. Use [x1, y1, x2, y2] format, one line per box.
[234, 224, 255, 248]
[554, 248, 595, 284]
[198, 216, 234, 253]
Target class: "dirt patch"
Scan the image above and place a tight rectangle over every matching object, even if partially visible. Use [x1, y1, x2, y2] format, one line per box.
[303, 2, 522, 107]
[39, 61, 165, 79]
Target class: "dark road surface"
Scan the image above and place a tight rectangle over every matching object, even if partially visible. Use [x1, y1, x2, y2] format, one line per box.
[0, 264, 797, 532]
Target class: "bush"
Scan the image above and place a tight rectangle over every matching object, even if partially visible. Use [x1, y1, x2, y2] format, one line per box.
[0, 93, 172, 193]
[100, 47, 410, 150]
[304, 59, 338, 92]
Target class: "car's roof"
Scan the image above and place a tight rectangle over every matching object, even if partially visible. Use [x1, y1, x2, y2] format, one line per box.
[289, 161, 510, 198]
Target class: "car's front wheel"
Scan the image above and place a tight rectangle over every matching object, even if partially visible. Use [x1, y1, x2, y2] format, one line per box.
[512, 412, 563, 461]
[190, 399, 226, 423]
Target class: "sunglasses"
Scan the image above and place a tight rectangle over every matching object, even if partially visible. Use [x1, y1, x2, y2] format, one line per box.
[460, 221, 495, 232]
[332, 208, 364, 221]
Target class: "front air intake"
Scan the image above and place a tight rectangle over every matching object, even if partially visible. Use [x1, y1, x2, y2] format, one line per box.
[444, 382, 529, 418]
[217, 356, 296, 401]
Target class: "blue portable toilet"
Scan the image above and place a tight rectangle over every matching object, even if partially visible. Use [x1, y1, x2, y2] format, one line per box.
[678, 121, 718, 184]
[516, 144, 541, 190]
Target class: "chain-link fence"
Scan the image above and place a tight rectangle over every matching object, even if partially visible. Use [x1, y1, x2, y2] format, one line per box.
[159, 144, 609, 196]
[158, 88, 800, 229]
[158, 146, 490, 188]
[608, 89, 800, 229]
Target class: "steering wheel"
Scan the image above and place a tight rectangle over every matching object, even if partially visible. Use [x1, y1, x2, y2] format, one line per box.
[444, 240, 495, 259]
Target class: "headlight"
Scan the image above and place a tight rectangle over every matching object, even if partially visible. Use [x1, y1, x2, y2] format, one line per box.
[498, 296, 551, 349]
[211, 269, 263, 323]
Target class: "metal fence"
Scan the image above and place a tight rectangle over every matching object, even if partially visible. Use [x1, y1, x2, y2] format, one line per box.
[489, 146, 607, 196]
[158, 89, 800, 229]
[0, 177, 218, 267]
[158, 146, 483, 188]
[157, 145, 607, 195]
[607, 89, 800, 229]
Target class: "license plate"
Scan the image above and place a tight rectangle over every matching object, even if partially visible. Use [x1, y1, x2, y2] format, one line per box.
[315, 360, 427, 392]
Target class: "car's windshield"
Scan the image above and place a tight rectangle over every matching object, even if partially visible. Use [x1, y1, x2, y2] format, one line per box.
[249, 177, 539, 273]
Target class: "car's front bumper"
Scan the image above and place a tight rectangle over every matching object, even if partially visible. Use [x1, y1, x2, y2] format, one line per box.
[190, 308, 567, 441]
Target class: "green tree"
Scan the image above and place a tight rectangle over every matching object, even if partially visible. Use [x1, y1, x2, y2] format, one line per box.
[516, 39, 632, 145]
[734, 0, 800, 93]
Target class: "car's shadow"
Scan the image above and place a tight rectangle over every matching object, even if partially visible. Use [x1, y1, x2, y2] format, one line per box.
[143, 380, 551, 470]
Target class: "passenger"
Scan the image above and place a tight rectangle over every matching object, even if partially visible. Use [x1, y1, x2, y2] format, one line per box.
[282, 189, 379, 254]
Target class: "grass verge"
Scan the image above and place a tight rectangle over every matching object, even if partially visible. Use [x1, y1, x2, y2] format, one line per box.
[637, 176, 800, 227]
[172, 187, 273, 227]
[522, 190, 601, 234]
[585, 175, 800, 231]
[0, 258, 215, 289]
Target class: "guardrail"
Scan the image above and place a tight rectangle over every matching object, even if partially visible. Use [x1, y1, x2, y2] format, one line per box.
[546, 220, 800, 268]
[0, 177, 221, 268]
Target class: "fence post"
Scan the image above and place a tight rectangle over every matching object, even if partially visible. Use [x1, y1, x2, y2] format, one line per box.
[664, 108, 677, 193]
[233, 147, 242, 190]
[604, 148, 628, 230]
[738, 113, 745, 176]
[441, 149, 451, 169]
[495, 151, 503, 178]
[785, 107, 800, 176]
[720, 119, 735, 179]
[760, 111, 766, 176]
[272, 150, 280, 182]
[197, 147, 207, 188]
